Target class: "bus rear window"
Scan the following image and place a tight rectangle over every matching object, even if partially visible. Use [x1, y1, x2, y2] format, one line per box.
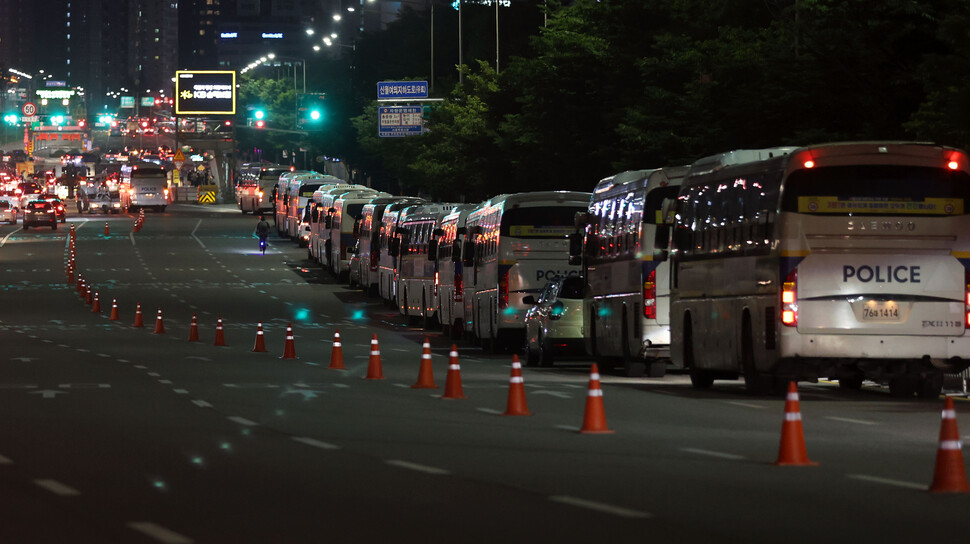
[782, 165, 970, 216]
[501, 206, 585, 238]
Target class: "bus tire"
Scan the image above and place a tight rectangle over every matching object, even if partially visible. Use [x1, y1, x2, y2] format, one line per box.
[450, 318, 463, 340]
[917, 373, 943, 399]
[741, 313, 773, 395]
[685, 314, 713, 389]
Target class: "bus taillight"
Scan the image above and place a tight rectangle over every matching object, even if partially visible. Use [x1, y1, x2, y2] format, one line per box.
[499, 271, 510, 309]
[454, 272, 463, 302]
[434, 271, 439, 297]
[643, 269, 657, 319]
[781, 269, 797, 327]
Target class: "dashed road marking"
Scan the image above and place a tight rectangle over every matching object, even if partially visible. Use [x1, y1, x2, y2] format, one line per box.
[227, 416, 257, 426]
[292, 437, 340, 450]
[549, 496, 650, 519]
[477, 408, 502, 415]
[847, 474, 925, 490]
[34, 479, 80, 496]
[385, 460, 451, 475]
[725, 401, 765, 409]
[0, 454, 12, 464]
[173, 389, 188, 394]
[826, 416, 878, 426]
[680, 447, 745, 461]
[191, 400, 212, 408]
[126, 522, 193, 543]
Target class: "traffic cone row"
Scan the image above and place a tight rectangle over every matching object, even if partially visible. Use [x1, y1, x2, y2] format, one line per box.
[441, 345, 465, 399]
[133, 209, 146, 232]
[109, 299, 119, 321]
[91, 292, 101, 313]
[930, 397, 970, 493]
[775, 382, 816, 466]
[154, 308, 165, 334]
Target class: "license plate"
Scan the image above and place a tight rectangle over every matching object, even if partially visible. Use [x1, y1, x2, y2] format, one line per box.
[861, 301, 901, 322]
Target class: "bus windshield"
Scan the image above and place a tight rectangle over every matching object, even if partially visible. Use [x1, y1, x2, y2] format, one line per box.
[781, 165, 970, 216]
[501, 206, 585, 238]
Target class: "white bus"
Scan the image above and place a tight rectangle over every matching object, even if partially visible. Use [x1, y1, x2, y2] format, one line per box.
[669, 142, 970, 397]
[434, 204, 479, 338]
[573, 167, 687, 377]
[461, 191, 592, 351]
[238, 165, 292, 215]
[120, 163, 169, 212]
[327, 190, 391, 279]
[274, 170, 315, 234]
[308, 183, 361, 262]
[394, 203, 459, 327]
[313, 186, 375, 266]
[358, 197, 425, 296]
[286, 175, 335, 241]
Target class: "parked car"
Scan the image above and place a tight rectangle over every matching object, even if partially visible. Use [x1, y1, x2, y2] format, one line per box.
[523, 275, 585, 366]
[22, 200, 57, 230]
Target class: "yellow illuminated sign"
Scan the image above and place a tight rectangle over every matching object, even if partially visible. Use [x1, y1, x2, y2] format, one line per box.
[798, 196, 963, 215]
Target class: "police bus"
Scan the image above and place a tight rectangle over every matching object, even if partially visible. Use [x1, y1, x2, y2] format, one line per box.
[669, 142, 970, 397]
[327, 189, 391, 280]
[394, 203, 459, 327]
[358, 198, 425, 296]
[120, 163, 169, 212]
[312, 186, 376, 267]
[286, 174, 336, 241]
[308, 184, 360, 263]
[461, 191, 591, 351]
[573, 167, 687, 377]
[273, 171, 314, 234]
[434, 204, 479, 339]
[238, 164, 292, 215]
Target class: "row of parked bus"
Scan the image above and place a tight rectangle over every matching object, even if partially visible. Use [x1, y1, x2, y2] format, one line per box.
[249, 141, 970, 398]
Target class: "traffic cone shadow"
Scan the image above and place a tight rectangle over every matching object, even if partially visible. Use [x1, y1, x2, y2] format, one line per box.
[503, 355, 530, 416]
[775, 382, 817, 466]
[365, 334, 384, 379]
[442, 345, 465, 399]
[328, 329, 345, 370]
[929, 396, 970, 493]
[411, 337, 437, 389]
[579, 364, 613, 433]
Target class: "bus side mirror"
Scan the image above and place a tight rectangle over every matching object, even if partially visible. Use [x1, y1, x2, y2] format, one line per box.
[568, 232, 583, 261]
[352, 219, 361, 236]
[428, 239, 438, 259]
[574, 211, 589, 229]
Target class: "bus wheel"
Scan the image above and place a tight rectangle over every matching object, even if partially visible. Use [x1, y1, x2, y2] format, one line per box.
[450, 319, 463, 340]
[889, 376, 917, 398]
[690, 371, 714, 389]
[917, 373, 944, 399]
[741, 315, 773, 395]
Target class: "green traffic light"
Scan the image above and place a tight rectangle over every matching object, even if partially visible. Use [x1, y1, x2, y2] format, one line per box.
[310, 110, 321, 121]
[254, 110, 265, 120]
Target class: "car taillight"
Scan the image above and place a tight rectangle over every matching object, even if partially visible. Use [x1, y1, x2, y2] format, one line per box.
[965, 270, 970, 329]
[781, 269, 798, 327]
[454, 272, 463, 302]
[163, 188, 169, 197]
[643, 269, 657, 319]
[498, 271, 510, 309]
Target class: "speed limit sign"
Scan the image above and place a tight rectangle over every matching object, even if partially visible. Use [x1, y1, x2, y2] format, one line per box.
[22, 102, 36, 116]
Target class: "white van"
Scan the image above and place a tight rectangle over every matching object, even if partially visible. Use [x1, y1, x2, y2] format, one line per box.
[462, 191, 592, 351]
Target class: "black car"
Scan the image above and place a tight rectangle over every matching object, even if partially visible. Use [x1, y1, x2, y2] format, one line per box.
[22, 200, 57, 230]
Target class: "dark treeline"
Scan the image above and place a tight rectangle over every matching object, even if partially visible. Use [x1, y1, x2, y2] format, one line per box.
[243, 0, 970, 201]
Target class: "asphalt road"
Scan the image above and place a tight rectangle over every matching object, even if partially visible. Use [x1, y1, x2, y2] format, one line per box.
[1, 204, 969, 543]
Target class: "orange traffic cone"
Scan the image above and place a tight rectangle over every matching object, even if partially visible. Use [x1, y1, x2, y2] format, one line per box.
[85, 286, 93, 305]
[775, 381, 817, 466]
[442, 345, 466, 399]
[281, 323, 297, 359]
[411, 337, 438, 389]
[252, 321, 267, 352]
[133, 302, 144, 327]
[77, 275, 85, 295]
[153, 308, 165, 334]
[109, 298, 119, 321]
[104, 222, 109, 236]
[579, 364, 614, 434]
[365, 334, 384, 379]
[328, 329, 345, 370]
[91, 292, 101, 313]
[213, 317, 226, 346]
[503, 355, 531, 416]
[929, 396, 970, 493]
[188, 313, 200, 342]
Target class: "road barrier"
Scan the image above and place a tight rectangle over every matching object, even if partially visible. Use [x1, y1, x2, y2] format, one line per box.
[197, 184, 218, 204]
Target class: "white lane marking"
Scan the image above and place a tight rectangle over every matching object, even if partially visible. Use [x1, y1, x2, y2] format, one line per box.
[129, 231, 136, 246]
[555, 425, 581, 432]
[34, 479, 80, 496]
[42, 339, 53, 344]
[292, 437, 340, 450]
[826, 416, 878, 426]
[134, 365, 147, 369]
[549, 496, 650, 519]
[847, 474, 925, 490]
[126, 522, 194, 543]
[680, 447, 745, 461]
[0, 227, 23, 247]
[173, 389, 188, 394]
[190, 219, 205, 249]
[477, 408, 503, 415]
[385, 460, 451, 476]
[158, 380, 173, 385]
[725, 401, 765, 409]
[0, 454, 12, 464]
[392, 383, 409, 388]
[97, 353, 111, 358]
[75, 348, 89, 353]
[147, 372, 161, 377]
[117, 359, 129, 363]
[227, 416, 257, 426]
[191, 400, 212, 408]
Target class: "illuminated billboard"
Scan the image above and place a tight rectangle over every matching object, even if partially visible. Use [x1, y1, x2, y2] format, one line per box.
[175, 71, 236, 115]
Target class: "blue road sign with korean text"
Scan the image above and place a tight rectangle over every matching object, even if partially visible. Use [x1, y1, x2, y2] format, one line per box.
[378, 106, 424, 138]
[377, 81, 429, 100]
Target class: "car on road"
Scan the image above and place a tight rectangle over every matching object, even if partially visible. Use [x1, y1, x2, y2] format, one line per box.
[523, 275, 585, 366]
[38, 195, 67, 222]
[0, 200, 16, 224]
[22, 200, 57, 230]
